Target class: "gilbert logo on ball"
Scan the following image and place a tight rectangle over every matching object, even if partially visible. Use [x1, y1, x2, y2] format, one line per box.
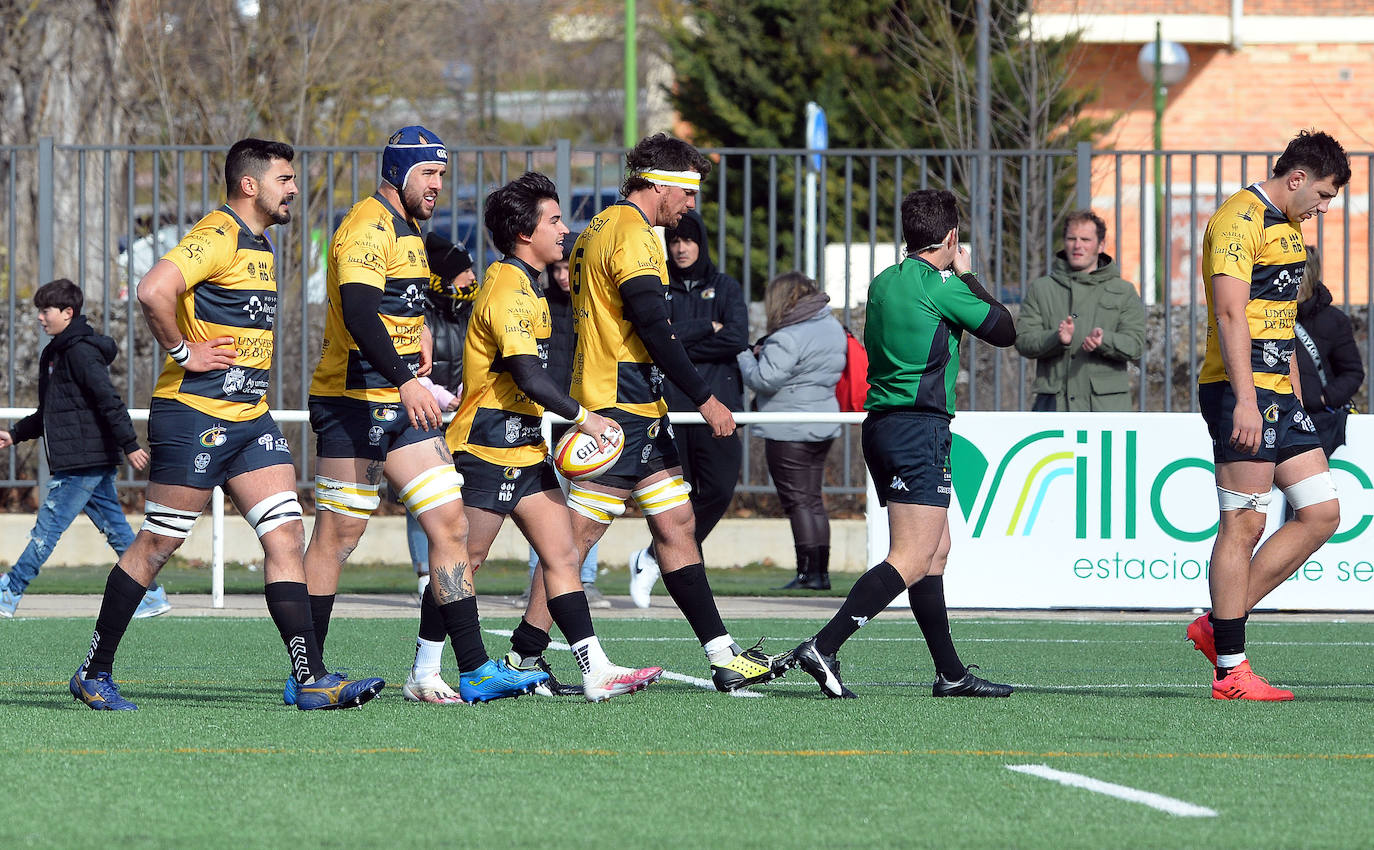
[554, 428, 625, 480]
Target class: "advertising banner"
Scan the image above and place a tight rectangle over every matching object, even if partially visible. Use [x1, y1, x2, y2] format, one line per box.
[867, 413, 1374, 610]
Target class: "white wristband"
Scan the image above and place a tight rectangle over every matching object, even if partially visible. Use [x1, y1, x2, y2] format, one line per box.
[167, 341, 190, 365]
[573, 406, 589, 425]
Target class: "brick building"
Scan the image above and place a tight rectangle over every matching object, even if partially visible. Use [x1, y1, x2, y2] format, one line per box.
[1033, 1, 1373, 304]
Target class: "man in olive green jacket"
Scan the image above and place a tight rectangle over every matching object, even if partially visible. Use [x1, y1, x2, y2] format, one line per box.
[1015, 210, 1146, 412]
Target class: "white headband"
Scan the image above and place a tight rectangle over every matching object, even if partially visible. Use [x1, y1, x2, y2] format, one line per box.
[635, 169, 701, 190]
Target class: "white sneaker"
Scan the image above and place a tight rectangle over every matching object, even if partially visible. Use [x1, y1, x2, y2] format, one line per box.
[402, 670, 466, 704]
[416, 573, 429, 606]
[628, 548, 660, 609]
[583, 664, 664, 702]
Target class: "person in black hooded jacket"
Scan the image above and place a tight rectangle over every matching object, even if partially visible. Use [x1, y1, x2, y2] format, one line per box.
[0, 279, 166, 618]
[1294, 244, 1364, 457]
[626, 210, 748, 608]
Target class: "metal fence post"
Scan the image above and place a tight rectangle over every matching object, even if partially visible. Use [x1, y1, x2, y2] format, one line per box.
[554, 139, 571, 215]
[36, 136, 55, 493]
[1076, 140, 1092, 210]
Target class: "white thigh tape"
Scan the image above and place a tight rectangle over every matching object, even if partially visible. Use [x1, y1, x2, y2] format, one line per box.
[567, 483, 628, 524]
[398, 465, 463, 517]
[141, 501, 200, 539]
[1216, 486, 1272, 513]
[1283, 471, 1337, 511]
[632, 476, 692, 516]
[314, 476, 381, 518]
[244, 491, 303, 538]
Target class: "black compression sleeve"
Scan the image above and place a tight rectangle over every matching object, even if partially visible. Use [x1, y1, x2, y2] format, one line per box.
[505, 354, 581, 421]
[339, 283, 415, 388]
[620, 276, 713, 406]
[961, 272, 1016, 348]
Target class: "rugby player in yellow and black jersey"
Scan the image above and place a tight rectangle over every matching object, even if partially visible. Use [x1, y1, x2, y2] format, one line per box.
[431, 172, 662, 702]
[69, 139, 385, 712]
[515, 135, 789, 694]
[300, 126, 545, 705]
[1190, 130, 1350, 701]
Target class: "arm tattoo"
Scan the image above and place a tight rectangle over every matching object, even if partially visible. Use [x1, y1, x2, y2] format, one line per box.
[432, 561, 474, 603]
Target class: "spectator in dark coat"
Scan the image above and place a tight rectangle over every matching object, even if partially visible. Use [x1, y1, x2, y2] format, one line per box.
[1294, 244, 1364, 457]
[627, 210, 749, 608]
[0, 279, 164, 618]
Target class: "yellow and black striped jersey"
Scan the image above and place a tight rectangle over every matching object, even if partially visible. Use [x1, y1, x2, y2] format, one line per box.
[152, 206, 276, 421]
[568, 201, 668, 418]
[446, 259, 552, 466]
[309, 194, 429, 403]
[1200, 185, 1305, 393]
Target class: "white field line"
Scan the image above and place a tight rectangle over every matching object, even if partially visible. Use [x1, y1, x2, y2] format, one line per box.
[1006, 764, 1217, 818]
[483, 629, 766, 698]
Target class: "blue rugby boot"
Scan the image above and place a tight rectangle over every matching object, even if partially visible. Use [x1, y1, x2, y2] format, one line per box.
[296, 671, 385, 710]
[283, 674, 299, 706]
[69, 668, 138, 710]
[458, 658, 548, 703]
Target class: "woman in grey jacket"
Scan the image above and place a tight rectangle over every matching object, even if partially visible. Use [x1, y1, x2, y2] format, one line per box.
[737, 272, 847, 590]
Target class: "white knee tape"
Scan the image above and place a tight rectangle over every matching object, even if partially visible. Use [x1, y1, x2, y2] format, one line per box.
[1217, 486, 1272, 512]
[244, 491, 303, 538]
[632, 476, 692, 516]
[567, 483, 627, 525]
[314, 476, 381, 518]
[141, 501, 200, 539]
[1283, 471, 1337, 511]
[398, 465, 463, 517]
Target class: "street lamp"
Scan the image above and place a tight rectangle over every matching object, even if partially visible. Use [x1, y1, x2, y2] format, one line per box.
[1137, 23, 1189, 303]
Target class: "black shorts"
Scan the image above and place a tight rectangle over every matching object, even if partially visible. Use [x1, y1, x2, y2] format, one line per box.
[456, 454, 561, 514]
[309, 397, 440, 461]
[862, 411, 952, 508]
[1199, 381, 1321, 464]
[147, 399, 293, 487]
[595, 411, 680, 490]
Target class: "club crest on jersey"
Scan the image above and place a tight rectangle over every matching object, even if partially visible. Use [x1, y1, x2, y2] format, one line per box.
[199, 426, 227, 448]
[222, 367, 247, 395]
[372, 406, 399, 422]
[1261, 341, 1281, 368]
[505, 416, 522, 444]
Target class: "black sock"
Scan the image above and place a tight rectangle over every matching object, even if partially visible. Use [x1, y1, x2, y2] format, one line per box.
[510, 617, 551, 661]
[1211, 612, 1247, 677]
[439, 597, 488, 673]
[309, 593, 335, 656]
[548, 591, 596, 645]
[264, 581, 328, 683]
[82, 566, 148, 676]
[661, 563, 728, 645]
[418, 587, 446, 642]
[815, 562, 907, 656]
[908, 575, 965, 678]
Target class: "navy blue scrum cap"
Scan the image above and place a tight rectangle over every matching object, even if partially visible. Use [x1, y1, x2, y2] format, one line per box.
[381, 125, 448, 190]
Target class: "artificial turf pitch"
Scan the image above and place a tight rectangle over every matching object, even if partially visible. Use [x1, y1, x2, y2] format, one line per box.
[5, 614, 1373, 847]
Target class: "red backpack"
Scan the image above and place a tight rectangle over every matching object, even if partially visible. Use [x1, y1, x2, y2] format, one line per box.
[834, 328, 870, 412]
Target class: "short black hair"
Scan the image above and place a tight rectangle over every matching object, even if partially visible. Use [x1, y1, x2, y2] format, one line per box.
[622, 133, 712, 195]
[1064, 209, 1107, 242]
[485, 172, 560, 256]
[33, 278, 82, 313]
[1273, 130, 1351, 188]
[225, 138, 295, 199]
[901, 189, 959, 254]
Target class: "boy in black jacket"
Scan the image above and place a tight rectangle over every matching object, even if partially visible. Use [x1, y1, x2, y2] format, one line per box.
[0, 279, 167, 618]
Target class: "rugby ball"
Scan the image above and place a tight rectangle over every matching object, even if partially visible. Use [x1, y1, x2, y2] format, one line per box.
[554, 427, 625, 481]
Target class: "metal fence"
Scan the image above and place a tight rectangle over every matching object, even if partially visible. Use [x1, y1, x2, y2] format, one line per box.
[1, 139, 1371, 494]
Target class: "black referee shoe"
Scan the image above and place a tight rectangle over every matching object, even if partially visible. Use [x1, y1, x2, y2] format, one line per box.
[932, 665, 1013, 697]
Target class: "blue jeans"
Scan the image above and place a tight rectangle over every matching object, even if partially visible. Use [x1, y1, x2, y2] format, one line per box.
[6, 468, 135, 594]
